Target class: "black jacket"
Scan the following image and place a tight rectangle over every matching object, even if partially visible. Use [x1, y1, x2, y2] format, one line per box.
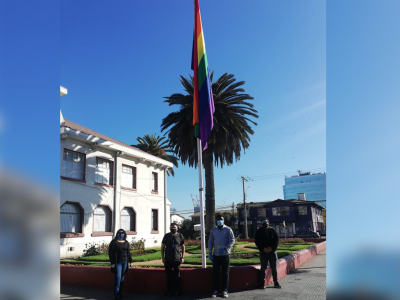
[109, 236, 132, 274]
[254, 226, 279, 253]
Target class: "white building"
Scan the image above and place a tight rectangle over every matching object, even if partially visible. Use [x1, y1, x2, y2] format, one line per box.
[60, 87, 173, 258]
[170, 213, 185, 226]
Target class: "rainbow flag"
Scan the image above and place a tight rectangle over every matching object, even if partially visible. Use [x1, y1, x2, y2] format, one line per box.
[191, 0, 215, 151]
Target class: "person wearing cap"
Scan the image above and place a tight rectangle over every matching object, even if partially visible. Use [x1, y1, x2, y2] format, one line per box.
[254, 218, 281, 289]
[108, 228, 133, 300]
[161, 223, 185, 297]
[208, 215, 235, 298]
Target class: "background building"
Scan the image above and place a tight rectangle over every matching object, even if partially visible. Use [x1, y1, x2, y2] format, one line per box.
[60, 87, 173, 258]
[283, 171, 326, 207]
[237, 198, 325, 238]
[170, 213, 185, 225]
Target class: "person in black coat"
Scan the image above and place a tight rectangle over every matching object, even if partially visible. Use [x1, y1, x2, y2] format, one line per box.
[108, 229, 133, 299]
[254, 219, 281, 289]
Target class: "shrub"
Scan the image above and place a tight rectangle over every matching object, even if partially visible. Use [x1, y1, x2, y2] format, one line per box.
[98, 240, 109, 254]
[130, 237, 146, 251]
[185, 240, 201, 246]
[83, 242, 99, 257]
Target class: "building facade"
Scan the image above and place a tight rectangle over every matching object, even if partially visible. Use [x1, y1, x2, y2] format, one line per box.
[237, 199, 325, 238]
[170, 213, 185, 225]
[60, 87, 173, 258]
[283, 171, 326, 207]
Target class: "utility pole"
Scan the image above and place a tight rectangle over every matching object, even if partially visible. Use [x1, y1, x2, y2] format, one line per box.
[232, 202, 235, 229]
[241, 176, 249, 239]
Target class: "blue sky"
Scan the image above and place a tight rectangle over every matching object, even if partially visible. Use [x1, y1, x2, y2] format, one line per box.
[60, 0, 326, 216]
[1, 0, 399, 293]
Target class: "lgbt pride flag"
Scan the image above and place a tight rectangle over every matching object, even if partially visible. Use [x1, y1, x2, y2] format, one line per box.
[192, 0, 215, 151]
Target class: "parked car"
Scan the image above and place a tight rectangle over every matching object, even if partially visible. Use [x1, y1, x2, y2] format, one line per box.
[294, 230, 320, 238]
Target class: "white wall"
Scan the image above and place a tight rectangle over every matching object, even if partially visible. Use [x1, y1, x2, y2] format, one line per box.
[171, 215, 185, 226]
[60, 138, 171, 258]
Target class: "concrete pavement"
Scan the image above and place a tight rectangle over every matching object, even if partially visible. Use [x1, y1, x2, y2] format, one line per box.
[61, 250, 326, 300]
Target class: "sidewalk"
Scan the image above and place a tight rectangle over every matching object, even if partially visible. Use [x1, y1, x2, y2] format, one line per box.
[61, 250, 326, 300]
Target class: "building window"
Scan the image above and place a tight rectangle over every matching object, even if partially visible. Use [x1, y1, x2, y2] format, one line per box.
[298, 206, 307, 215]
[151, 209, 158, 232]
[95, 158, 114, 186]
[257, 208, 266, 218]
[272, 206, 290, 216]
[121, 207, 136, 232]
[61, 149, 85, 181]
[60, 202, 83, 234]
[152, 172, 158, 192]
[121, 165, 136, 190]
[93, 205, 112, 232]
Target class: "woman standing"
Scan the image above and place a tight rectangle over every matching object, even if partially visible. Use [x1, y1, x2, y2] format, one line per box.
[109, 229, 132, 299]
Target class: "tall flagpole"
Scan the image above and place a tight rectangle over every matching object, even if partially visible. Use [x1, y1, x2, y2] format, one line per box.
[197, 138, 207, 268]
[194, 0, 206, 268]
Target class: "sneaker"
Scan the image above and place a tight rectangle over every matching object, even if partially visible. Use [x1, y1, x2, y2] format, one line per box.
[174, 290, 180, 297]
[164, 291, 171, 296]
[274, 282, 281, 289]
[211, 290, 219, 298]
[259, 283, 266, 289]
[222, 291, 229, 298]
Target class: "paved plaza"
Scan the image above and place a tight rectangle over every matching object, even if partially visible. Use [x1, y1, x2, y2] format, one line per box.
[61, 250, 326, 300]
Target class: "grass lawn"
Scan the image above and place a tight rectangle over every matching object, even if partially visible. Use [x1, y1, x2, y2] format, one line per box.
[185, 246, 255, 254]
[61, 241, 316, 267]
[182, 250, 292, 266]
[244, 243, 313, 252]
[77, 249, 162, 262]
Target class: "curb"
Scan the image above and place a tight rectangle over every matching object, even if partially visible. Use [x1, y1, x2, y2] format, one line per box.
[61, 241, 326, 294]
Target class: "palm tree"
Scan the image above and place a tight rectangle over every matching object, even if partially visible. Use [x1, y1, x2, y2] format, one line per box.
[133, 133, 178, 176]
[161, 72, 258, 239]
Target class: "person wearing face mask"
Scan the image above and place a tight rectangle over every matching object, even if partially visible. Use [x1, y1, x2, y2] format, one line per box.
[108, 229, 133, 299]
[161, 223, 185, 296]
[254, 218, 281, 289]
[208, 215, 235, 298]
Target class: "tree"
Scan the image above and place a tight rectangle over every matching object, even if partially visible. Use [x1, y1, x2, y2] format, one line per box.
[133, 133, 178, 176]
[161, 72, 258, 240]
[179, 219, 195, 239]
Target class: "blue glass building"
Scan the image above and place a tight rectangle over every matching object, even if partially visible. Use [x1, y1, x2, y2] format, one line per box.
[283, 172, 326, 207]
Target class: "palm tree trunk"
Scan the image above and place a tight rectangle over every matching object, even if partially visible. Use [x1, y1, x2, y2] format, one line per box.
[203, 144, 215, 247]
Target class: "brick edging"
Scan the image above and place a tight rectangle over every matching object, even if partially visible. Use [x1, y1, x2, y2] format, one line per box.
[61, 241, 326, 294]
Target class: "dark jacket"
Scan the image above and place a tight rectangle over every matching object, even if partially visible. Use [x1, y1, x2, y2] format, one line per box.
[109, 230, 133, 274]
[254, 226, 279, 253]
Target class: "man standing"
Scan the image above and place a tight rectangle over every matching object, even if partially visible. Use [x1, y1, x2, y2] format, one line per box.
[254, 218, 281, 289]
[161, 223, 185, 296]
[208, 216, 235, 298]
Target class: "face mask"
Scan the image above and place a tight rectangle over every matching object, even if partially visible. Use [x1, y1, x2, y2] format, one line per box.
[171, 229, 177, 233]
[217, 220, 224, 226]
[117, 233, 124, 239]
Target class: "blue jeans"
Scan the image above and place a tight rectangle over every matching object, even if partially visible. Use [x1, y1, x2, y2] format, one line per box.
[114, 260, 128, 296]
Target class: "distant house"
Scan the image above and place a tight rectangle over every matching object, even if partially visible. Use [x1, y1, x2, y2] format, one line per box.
[237, 198, 325, 238]
[170, 213, 185, 225]
[60, 87, 174, 258]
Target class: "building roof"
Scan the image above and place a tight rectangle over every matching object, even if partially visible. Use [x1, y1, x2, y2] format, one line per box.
[170, 213, 185, 219]
[236, 199, 325, 210]
[236, 201, 273, 208]
[190, 209, 237, 218]
[64, 119, 146, 153]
